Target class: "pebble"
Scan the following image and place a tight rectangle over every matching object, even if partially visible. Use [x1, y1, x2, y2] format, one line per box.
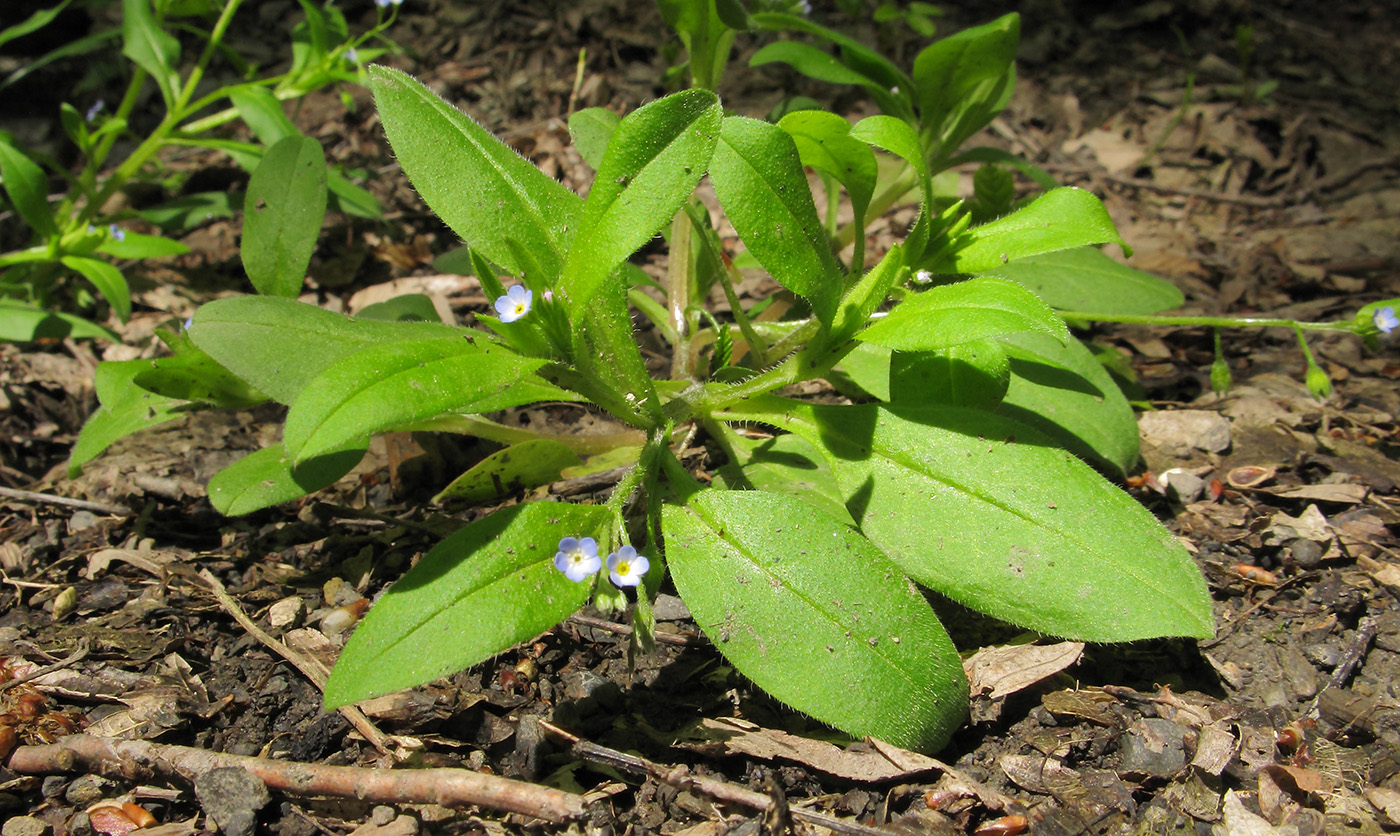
[1139, 410, 1231, 456]
[1119, 718, 1187, 777]
[1289, 538, 1325, 569]
[268, 596, 306, 630]
[1159, 469, 1205, 504]
[64, 774, 118, 805]
[1, 817, 49, 836]
[194, 767, 271, 836]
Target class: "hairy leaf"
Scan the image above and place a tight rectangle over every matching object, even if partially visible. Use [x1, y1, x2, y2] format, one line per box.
[324, 502, 609, 708]
[930, 188, 1126, 274]
[208, 442, 367, 516]
[242, 135, 328, 297]
[976, 246, 1184, 315]
[664, 489, 967, 752]
[858, 276, 1068, 351]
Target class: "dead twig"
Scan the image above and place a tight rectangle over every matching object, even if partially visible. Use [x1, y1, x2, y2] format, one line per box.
[5, 734, 587, 824]
[540, 720, 900, 836]
[0, 486, 132, 517]
[195, 569, 396, 758]
[568, 614, 703, 647]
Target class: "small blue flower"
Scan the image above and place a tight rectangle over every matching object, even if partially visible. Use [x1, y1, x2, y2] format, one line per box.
[345, 48, 359, 64]
[607, 545, 649, 588]
[1374, 306, 1398, 334]
[494, 285, 532, 323]
[554, 537, 601, 582]
[374, 0, 403, 7]
[85, 99, 104, 122]
[108, 224, 126, 242]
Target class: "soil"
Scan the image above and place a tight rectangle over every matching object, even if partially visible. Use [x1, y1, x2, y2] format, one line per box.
[2, 1, 1400, 834]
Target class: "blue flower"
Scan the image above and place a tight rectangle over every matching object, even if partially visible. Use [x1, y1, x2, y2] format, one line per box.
[606, 545, 649, 588]
[108, 224, 126, 242]
[345, 48, 359, 64]
[374, 0, 402, 7]
[494, 285, 532, 323]
[1374, 306, 1398, 334]
[554, 537, 600, 582]
[85, 99, 104, 122]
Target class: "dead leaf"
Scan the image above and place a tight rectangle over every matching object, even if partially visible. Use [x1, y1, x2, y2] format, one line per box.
[964, 641, 1083, 700]
[1262, 483, 1367, 504]
[673, 717, 947, 782]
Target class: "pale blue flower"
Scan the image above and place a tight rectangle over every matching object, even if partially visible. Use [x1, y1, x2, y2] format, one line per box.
[494, 285, 532, 323]
[345, 48, 359, 63]
[374, 0, 402, 7]
[606, 545, 649, 588]
[554, 537, 600, 582]
[108, 224, 125, 242]
[1374, 306, 1398, 334]
[85, 99, 104, 122]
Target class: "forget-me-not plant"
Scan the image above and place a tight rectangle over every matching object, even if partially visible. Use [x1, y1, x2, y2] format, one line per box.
[607, 546, 650, 588]
[553, 537, 600, 582]
[494, 285, 532, 323]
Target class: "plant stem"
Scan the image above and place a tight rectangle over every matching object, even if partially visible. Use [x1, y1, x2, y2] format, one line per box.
[667, 211, 694, 379]
[1058, 311, 1352, 333]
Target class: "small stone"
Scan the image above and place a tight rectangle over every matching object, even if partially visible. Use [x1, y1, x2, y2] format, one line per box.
[1159, 469, 1205, 504]
[64, 774, 118, 805]
[370, 806, 397, 826]
[194, 767, 271, 836]
[1139, 410, 1231, 456]
[1119, 718, 1187, 778]
[1289, 538, 1325, 570]
[2, 816, 50, 836]
[267, 596, 306, 630]
[67, 510, 99, 532]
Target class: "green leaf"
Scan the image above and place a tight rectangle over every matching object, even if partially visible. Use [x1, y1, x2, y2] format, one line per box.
[911, 13, 1019, 150]
[324, 502, 608, 708]
[242, 134, 328, 297]
[355, 293, 441, 323]
[711, 425, 853, 526]
[750, 41, 876, 87]
[0, 0, 74, 50]
[208, 442, 367, 516]
[997, 331, 1139, 476]
[561, 89, 720, 312]
[829, 245, 906, 345]
[0, 301, 119, 343]
[135, 191, 238, 230]
[931, 187, 1126, 274]
[889, 340, 1010, 411]
[976, 246, 1183, 315]
[730, 399, 1213, 642]
[750, 13, 911, 95]
[130, 351, 265, 408]
[69, 360, 187, 475]
[433, 439, 581, 504]
[189, 296, 466, 405]
[857, 276, 1068, 351]
[96, 230, 190, 259]
[282, 337, 546, 461]
[368, 65, 581, 282]
[709, 116, 842, 326]
[229, 86, 299, 145]
[0, 139, 57, 238]
[567, 107, 620, 171]
[121, 0, 180, 109]
[60, 256, 130, 322]
[776, 110, 876, 230]
[568, 279, 662, 427]
[663, 489, 967, 752]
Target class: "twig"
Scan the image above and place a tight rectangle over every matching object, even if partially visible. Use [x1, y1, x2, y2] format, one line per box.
[540, 721, 900, 836]
[0, 486, 132, 517]
[1300, 614, 1378, 722]
[5, 734, 587, 824]
[0, 645, 90, 694]
[568, 614, 704, 647]
[195, 569, 396, 758]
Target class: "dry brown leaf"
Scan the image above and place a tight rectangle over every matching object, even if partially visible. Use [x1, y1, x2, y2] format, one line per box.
[964, 641, 1083, 700]
[673, 717, 946, 782]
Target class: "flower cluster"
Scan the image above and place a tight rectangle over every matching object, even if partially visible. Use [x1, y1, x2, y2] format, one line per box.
[553, 537, 649, 588]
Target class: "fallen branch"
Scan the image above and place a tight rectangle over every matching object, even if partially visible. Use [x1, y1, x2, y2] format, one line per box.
[6, 734, 588, 824]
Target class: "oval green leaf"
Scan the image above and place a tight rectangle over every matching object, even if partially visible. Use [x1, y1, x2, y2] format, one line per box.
[976, 246, 1183, 315]
[931, 187, 1126, 275]
[242, 134, 328, 297]
[369, 65, 582, 282]
[561, 89, 720, 312]
[433, 439, 582, 504]
[324, 502, 609, 708]
[208, 442, 367, 516]
[709, 116, 842, 326]
[0, 139, 57, 238]
[283, 337, 545, 461]
[728, 399, 1214, 642]
[60, 256, 130, 322]
[663, 489, 967, 752]
[857, 276, 1068, 351]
